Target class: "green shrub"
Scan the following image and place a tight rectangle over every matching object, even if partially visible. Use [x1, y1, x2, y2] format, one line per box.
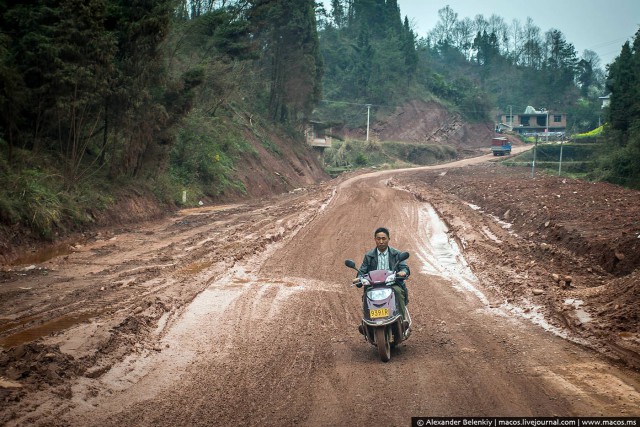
[382, 141, 457, 165]
[591, 128, 640, 189]
[574, 125, 604, 138]
[0, 168, 65, 238]
[323, 139, 457, 172]
[171, 110, 250, 199]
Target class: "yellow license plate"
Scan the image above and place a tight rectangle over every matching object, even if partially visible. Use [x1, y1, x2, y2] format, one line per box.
[369, 308, 389, 319]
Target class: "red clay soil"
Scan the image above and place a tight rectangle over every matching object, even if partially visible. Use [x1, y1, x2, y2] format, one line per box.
[0, 154, 639, 426]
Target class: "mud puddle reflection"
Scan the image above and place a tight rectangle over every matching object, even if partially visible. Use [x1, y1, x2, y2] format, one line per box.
[417, 203, 590, 344]
[7, 242, 77, 267]
[416, 204, 488, 305]
[0, 312, 98, 349]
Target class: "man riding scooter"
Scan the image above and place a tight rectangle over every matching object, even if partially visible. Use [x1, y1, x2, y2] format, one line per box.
[356, 227, 410, 332]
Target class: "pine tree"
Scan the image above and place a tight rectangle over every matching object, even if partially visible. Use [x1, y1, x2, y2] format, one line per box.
[401, 16, 418, 75]
[607, 42, 634, 134]
[252, 0, 323, 123]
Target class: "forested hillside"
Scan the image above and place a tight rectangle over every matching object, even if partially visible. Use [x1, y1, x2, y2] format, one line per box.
[315, 1, 639, 187]
[0, 0, 326, 250]
[0, 0, 638, 254]
[316, 2, 605, 130]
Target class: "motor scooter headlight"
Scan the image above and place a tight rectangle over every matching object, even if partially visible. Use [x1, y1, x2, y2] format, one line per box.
[367, 287, 393, 300]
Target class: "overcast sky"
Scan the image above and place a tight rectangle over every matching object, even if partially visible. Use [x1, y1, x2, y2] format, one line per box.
[322, 0, 640, 67]
[397, 0, 640, 66]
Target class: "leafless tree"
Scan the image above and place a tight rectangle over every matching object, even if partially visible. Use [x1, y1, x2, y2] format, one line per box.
[429, 5, 458, 47]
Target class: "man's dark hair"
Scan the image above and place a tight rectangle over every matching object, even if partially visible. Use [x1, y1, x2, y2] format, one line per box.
[374, 227, 390, 237]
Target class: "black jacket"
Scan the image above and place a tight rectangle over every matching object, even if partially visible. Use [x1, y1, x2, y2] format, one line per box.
[357, 246, 410, 304]
[357, 246, 410, 278]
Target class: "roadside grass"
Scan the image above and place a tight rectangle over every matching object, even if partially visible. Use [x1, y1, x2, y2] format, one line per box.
[0, 147, 116, 239]
[323, 139, 457, 175]
[502, 142, 604, 179]
[170, 109, 253, 202]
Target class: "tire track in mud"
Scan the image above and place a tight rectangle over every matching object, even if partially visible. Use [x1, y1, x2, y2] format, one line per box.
[255, 171, 640, 423]
[68, 278, 342, 426]
[1, 187, 336, 426]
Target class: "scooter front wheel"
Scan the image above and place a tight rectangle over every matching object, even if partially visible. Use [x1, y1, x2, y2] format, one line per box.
[374, 327, 391, 362]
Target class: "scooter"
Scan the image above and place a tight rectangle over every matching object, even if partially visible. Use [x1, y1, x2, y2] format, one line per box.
[344, 252, 412, 362]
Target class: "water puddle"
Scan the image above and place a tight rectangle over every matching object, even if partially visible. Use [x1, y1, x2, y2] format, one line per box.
[0, 313, 43, 335]
[8, 242, 78, 267]
[416, 203, 591, 345]
[466, 203, 514, 231]
[417, 204, 488, 305]
[488, 214, 513, 230]
[498, 300, 587, 344]
[482, 226, 502, 243]
[0, 312, 98, 349]
[564, 299, 592, 324]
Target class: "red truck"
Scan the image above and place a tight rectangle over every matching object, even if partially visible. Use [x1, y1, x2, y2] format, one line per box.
[491, 136, 511, 156]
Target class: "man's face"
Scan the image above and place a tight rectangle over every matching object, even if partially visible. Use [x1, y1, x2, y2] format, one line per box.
[375, 232, 389, 252]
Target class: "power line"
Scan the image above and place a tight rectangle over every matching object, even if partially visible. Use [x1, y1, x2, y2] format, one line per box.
[320, 99, 392, 108]
[321, 100, 374, 106]
[320, 99, 507, 114]
[588, 37, 630, 50]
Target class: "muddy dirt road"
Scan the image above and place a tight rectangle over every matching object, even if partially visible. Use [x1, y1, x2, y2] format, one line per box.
[1, 149, 640, 426]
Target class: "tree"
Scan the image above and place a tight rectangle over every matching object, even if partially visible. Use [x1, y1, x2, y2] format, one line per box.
[252, 0, 323, 122]
[104, 0, 176, 178]
[607, 41, 635, 133]
[0, 33, 26, 163]
[350, 0, 385, 31]
[521, 18, 542, 68]
[508, 18, 523, 64]
[486, 14, 508, 55]
[596, 28, 640, 188]
[453, 17, 474, 60]
[429, 6, 458, 50]
[401, 16, 418, 75]
[0, 0, 181, 184]
[330, 0, 346, 28]
[577, 58, 594, 97]
[473, 30, 500, 66]
[578, 50, 605, 97]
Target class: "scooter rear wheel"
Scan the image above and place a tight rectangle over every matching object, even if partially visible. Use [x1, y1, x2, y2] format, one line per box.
[374, 327, 391, 362]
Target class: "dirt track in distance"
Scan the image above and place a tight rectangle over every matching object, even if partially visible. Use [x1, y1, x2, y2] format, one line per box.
[1, 149, 639, 426]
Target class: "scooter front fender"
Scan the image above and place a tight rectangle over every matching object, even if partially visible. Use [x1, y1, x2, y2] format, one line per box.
[362, 315, 402, 327]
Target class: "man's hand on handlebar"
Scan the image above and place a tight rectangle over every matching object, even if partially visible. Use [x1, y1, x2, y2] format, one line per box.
[353, 278, 369, 288]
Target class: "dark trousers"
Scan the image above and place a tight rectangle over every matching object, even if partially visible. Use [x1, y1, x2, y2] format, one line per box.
[391, 284, 407, 320]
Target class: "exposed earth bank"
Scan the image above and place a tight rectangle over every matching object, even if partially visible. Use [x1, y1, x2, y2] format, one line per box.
[395, 162, 640, 365]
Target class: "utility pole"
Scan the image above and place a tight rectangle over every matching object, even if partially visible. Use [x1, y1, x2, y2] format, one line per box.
[546, 110, 549, 143]
[531, 135, 538, 178]
[366, 104, 372, 141]
[558, 123, 573, 176]
[509, 105, 513, 130]
[558, 138, 564, 175]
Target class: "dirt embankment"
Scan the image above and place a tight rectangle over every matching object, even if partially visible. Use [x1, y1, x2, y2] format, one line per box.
[334, 100, 501, 155]
[395, 162, 640, 366]
[0, 124, 329, 266]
